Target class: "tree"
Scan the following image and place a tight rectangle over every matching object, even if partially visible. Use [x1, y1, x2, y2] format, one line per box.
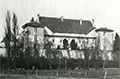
[83, 47, 90, 70]
[45, 41, 53, 69]
[3, 11, 12, 69]
[33, 44, 39, 58]
[70, 39, 77, 50]
[45, 41, 53, 58]
[18, 31, 25, 57]
[4, 11, 11, 58]
[3, 11, 21, 69]
[113, 33, 120, 60]
[92, 35, 101, 69]
[82, 39, 90, 70]
[11, 12, 19, 69]
[63, 39, 68, 49]
[113, 33, 120, 51]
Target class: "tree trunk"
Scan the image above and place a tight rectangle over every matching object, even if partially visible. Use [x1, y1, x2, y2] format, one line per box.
[58, 58, 61, 70]
[0, 56, 1, 73]
[65, 58, 67, 70]
[119, 51, 120, 74]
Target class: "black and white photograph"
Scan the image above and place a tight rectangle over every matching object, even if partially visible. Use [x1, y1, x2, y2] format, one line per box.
[0, 0, 120, 79]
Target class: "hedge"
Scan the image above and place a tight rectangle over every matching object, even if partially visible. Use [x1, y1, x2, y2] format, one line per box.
[0, 57, 119, 70]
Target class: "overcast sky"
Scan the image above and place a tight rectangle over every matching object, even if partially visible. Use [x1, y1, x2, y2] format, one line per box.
[0, 0, 120, 41]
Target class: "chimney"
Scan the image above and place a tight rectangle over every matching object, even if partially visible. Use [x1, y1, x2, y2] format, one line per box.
[37, 14, 41, 23]
[80, 19, 82, 25]
[60, 16, 64, 21]
[92, 19, 94, 26]
[30, 17, 34, 22]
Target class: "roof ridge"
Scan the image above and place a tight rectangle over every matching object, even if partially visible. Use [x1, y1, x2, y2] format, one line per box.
[40, 16, 90, 21]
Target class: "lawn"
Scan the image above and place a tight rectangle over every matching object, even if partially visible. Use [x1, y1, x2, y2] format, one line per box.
[0, 68, 120, 79]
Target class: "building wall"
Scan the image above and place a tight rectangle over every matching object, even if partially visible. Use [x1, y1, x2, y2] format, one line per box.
[96, 31, 114, 60]
[22, 25, 114, 60]
[46, 35, 95, 50]
[40, 49, 85, 59]
[24, 27, 45, 49]
[96, 31, 114, 51]
[44, 27, 96, 49]
[61, 50, 85, 59]
[86, 29, 96, 38]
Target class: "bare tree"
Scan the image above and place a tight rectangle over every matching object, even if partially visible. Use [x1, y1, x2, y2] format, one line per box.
[82, 39, 90, 70]
[93, 35, 101, 69]
[45, 41, 53, 69]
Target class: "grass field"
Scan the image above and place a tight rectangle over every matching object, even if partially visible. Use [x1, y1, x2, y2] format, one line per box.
[0, 68, 120, 79]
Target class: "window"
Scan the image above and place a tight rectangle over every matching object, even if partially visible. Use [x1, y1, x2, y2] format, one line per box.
[52, 38, 55, 42]
[60, 39, 62, 43]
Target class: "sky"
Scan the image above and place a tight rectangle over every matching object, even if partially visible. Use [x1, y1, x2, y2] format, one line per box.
[0, 0, 120, 41]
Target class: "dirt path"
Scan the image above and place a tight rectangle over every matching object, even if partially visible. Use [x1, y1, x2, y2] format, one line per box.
[0, 74, 98, 79]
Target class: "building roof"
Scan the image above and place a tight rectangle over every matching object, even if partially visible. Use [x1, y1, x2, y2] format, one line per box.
[40, 16, 94, 34]
[96, 27, 114, 32]
[22, 21, 44, 29]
